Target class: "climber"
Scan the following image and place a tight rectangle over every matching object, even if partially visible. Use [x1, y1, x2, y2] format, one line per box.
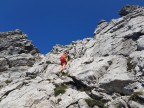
[59, 51, 69, 72]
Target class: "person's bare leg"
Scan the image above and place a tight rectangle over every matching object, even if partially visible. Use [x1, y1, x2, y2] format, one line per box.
[60, 66, 62, 72]
[61, 63, 66, 73]
[63, 63, 66, 70]
[60, 64, 64, 72]
[60, 65, 63, 72]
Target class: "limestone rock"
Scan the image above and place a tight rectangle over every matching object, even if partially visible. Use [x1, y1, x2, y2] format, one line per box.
[1, 5, 144, 108]
[0, 29, 39, 55]
[78, 99, 90, 108]
[56, 88, 90, 108]
[0, 81, 55, 108]
[128, 101, 144, 108]
[108, 97, 129, 108]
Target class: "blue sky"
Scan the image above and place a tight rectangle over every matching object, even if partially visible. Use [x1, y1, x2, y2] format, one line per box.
[0, 0, 144, 54]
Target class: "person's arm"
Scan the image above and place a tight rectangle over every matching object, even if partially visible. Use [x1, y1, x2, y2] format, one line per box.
[66, 55, 68, 62]
[66, 55, 70, 62]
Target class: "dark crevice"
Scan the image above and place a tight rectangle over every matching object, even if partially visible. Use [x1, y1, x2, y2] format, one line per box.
[2, 89, 15, 98]
[66, 100, 79, 108]
[118, 54, 129, 57]
[18, 50, 26, 54]
[132, 33, 142, 41]
[3, 57, 12, 68]
[0, 47, 5, 51]
[124, 32, 144, 41]
[25, 45, 34, 52]
[110, 23, 125, 33]
[68, 76, 91, 91]
[64, 75, 109, 107]
[26, 72, 38, 79]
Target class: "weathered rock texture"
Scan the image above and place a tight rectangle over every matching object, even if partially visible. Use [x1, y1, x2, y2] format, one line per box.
[0, 5, 144, 108]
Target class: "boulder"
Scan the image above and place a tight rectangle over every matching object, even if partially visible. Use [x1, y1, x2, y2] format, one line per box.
[128, 101, 144, 108]
[55, 88, 90, 108]
[0, 81, 55, 108]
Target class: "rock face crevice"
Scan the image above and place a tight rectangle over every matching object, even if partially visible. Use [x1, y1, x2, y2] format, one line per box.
[0, 5, 144, 108]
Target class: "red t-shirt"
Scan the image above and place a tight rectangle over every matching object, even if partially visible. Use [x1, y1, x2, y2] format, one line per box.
[60, 54, 67, 65]
[60, 54, 67, 62]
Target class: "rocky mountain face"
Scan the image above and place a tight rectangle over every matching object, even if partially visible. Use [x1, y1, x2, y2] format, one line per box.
[0, 5, 144, 108]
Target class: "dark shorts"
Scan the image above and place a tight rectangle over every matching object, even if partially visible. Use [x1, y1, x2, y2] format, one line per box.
[60, 59, 67, 66]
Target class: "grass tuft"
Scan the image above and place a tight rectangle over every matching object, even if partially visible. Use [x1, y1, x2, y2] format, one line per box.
[5, 80, 12, 84]
[46, 61, 51, 65]
[129, 91, 143, 101]
[62, 72, 69, 76]
[54, 84, 67, 97]
[85, 98, 106, 108]
[127, 58, 136, 72]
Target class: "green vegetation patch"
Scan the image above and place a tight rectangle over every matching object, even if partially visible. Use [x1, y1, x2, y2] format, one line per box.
[16, 43, 23, 47]
[127, 58, 136, 72]
[85, 98, 106, 108]
[46, 61, 52, 65]
[54, 84, 67, 96]
[129, 91, 143, 101]
[5, 80, 12, 84]
[62, 72, 69, 76]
